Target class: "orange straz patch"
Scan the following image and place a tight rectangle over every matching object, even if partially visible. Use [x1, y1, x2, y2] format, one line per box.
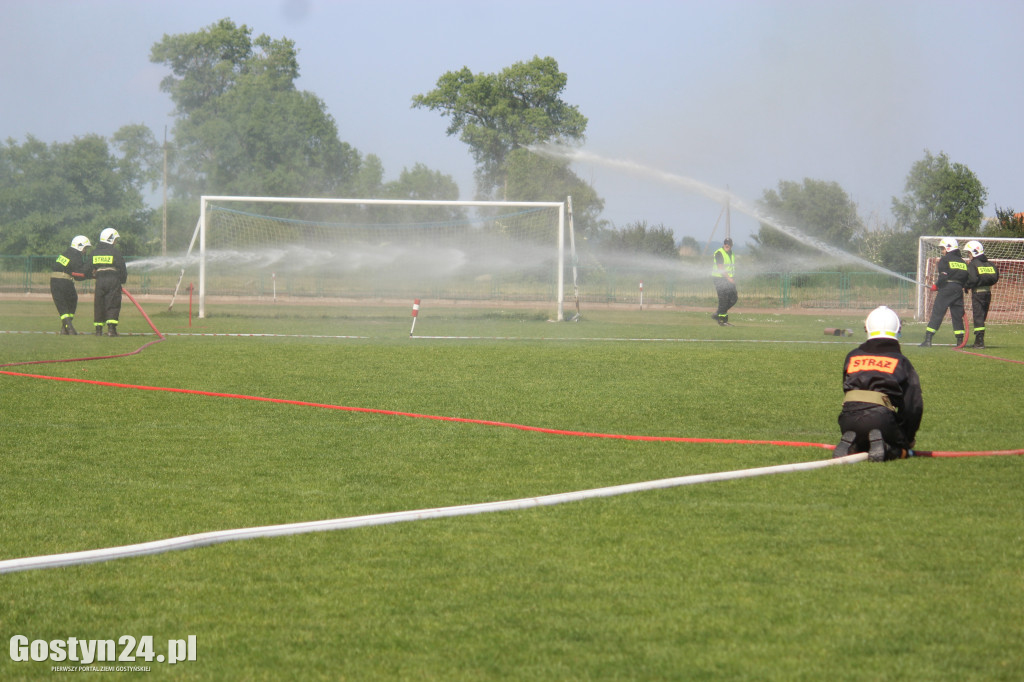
[847, 355, 898, 374]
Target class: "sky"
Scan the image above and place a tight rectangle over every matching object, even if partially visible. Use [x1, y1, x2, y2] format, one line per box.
[2, 0, 1022, 247]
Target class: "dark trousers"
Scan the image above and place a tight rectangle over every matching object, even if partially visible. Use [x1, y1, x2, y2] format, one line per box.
[837, 403, 910, 460]
[926, 283, 965, 335]
[971, 290, 991, 330]
[713, 278, 737, 318]
[94, 274, 123, 325]
[50, 278, 78, 318]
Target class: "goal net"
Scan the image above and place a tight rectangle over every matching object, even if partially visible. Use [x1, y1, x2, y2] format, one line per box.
[916, 236, 1024, 323]
[181, 196, 567, 319]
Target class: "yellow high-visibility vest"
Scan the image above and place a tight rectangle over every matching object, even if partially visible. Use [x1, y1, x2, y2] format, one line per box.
[712, 248, 735, 278]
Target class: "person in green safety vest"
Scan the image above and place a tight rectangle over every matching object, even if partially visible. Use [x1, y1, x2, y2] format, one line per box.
[711, 237, 736, 326]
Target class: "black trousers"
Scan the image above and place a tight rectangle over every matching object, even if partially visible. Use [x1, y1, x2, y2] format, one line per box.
[971, 290, 991, 330]
[837, 403, 910, 460]
[94, 274, 123, 325]
[713, 278, 737, 318]
[926, 283, 965, 335]
[50, 278, 78, 318]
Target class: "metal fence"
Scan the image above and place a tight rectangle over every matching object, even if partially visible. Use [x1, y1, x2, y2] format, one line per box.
[570, 267, 917, 312]
[0, 256, 181, 297]
[3, 254, 920, 313]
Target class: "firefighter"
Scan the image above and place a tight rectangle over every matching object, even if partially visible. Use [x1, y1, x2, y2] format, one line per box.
[833, 306, 923, 462]
[963, 240, 999, 349]
[50, 235, 91, 335]
[711, 237, 737, 326]
[87, 228, 128, 336]
[920, 237, 969, 347]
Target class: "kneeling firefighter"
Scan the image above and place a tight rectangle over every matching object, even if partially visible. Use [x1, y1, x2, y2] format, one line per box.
[833, 306, 923, 462]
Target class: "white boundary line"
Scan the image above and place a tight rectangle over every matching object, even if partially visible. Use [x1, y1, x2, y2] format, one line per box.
[412, 335, 859, 344]
[0, 330, 367, 339]
[0, 453, 866, 574]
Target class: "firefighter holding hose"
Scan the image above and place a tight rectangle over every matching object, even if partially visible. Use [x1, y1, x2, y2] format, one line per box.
[50, 235, 91, 335]
[87, 228, 128, 336]
[920, 237, 969, 347]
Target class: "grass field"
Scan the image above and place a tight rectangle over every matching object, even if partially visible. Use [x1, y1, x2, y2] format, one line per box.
[2, 296, 1023, 680]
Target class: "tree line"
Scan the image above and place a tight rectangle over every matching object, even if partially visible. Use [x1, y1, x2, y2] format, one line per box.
[2, 18, 1019, 269]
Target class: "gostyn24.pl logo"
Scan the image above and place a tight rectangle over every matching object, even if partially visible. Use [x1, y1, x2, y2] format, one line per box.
[10, 635, 197, 665]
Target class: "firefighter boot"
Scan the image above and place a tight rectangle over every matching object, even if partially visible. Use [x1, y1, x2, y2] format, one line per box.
[868, 429, 886, 463]
[919, 331, 933, 347]
[60, 318, 69, 335]
[106, 323, 119, 337]
[832, 431, 857, 459]
[66, 319, 78, 335]
[972, 331, 985, 349]
[95, 324, 104, 336]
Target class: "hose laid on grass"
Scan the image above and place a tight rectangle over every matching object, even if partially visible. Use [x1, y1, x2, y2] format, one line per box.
[0, 452, 869, 574]
[0, 288, 164, 368]
[1, 298, 1021, 572]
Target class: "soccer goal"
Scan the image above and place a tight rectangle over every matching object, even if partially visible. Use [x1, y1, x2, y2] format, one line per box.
[177, 196, 569, 320]
[916, 236, 1024, 323]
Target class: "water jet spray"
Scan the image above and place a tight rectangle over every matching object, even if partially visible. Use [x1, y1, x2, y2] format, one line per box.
[532, 145, 922, 286]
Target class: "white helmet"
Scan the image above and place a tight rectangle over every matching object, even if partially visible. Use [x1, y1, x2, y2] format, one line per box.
[939, 237, 959, 253]
[100, 228, 120, 244]
[71, 235, 92, 252]
[865, 305, 901, 340]
[965, 240, 984, 257]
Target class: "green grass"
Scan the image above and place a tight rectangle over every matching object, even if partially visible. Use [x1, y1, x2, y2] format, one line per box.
[2, 298, 1023, 680]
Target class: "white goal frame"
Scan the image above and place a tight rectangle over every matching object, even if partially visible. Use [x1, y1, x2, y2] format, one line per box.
[190, 195, 567, 320]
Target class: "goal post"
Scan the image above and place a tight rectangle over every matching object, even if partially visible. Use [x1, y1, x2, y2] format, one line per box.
[916, 236, 1024, 323]
[190, 196, 568, 320]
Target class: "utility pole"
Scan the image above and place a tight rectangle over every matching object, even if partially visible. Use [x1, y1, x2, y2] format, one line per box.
[725, 185, 731, 244]
[162, 126, 168, 257]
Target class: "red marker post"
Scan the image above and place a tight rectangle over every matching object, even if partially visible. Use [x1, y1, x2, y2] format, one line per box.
[409, 299, 420, 336]
[639, 281, 644, 311]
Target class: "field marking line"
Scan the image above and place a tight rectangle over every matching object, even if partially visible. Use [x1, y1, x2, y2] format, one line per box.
[0, 453, 868, 574]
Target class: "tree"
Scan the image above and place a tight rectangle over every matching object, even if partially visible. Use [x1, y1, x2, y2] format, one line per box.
[412, 56, 589, 199]
[753, 178, 863, 256]
[379, 163, 465, 223]
[0, 135, 152, 255]
[856, 223, 919, 274]
[150, 19, 361, 200]
[982, 206, 1024, 237]
[502, 148, 605, 237]
[601, 220, 679, 259]
[382, 163, 460, 202]
[678, 235, 701, 257]
[891, 150, 987, 236]
[111, 124, 162, 193]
